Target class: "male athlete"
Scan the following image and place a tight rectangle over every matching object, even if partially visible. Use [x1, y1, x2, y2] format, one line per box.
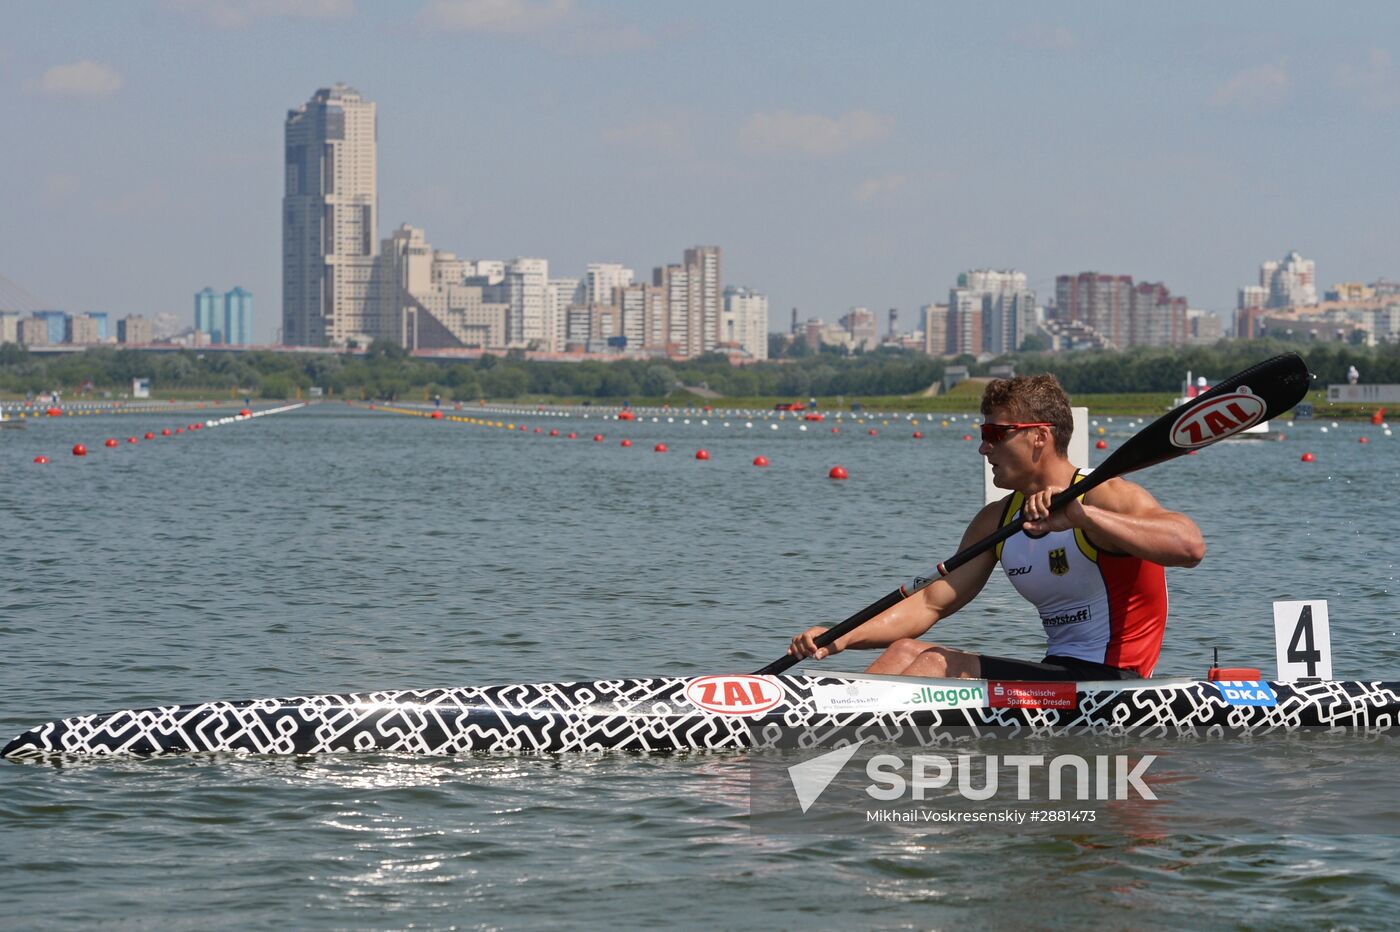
[788, 374, 1205, 680]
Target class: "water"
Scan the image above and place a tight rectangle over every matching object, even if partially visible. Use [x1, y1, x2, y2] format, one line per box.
[2, 403, 1398, 928]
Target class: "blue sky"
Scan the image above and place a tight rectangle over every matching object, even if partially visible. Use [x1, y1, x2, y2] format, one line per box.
[3, 1, 1398, 343]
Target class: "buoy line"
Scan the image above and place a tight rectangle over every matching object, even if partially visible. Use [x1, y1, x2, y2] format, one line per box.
[31, 402, 307, 465]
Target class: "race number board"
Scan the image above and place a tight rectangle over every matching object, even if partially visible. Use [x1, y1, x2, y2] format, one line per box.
[1273, 600, 1333, 681]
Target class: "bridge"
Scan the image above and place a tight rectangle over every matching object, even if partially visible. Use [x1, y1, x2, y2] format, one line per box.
[0, 273, 53, 314]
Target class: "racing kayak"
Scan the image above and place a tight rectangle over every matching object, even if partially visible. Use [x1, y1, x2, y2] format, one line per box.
[5, 672, 1399, 759]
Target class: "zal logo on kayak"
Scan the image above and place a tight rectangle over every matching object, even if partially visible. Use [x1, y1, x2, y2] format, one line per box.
[685, 675, 784, 715]
[1169, 390, 1266, 448]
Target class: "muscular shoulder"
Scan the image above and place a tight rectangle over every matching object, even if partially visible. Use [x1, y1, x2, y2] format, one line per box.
[1082, 476, 1163, 515]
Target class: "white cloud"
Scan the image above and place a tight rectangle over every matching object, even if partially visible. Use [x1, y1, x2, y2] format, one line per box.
[1334, 48, 1400, 111]
[164, 0, 356, 29]
[1208, 64, 1289, 111]
[852, 173, 908, 205]
[1012, 24, 1075, 51]
[417, 0, 572, 33]
[738, 110, 895, 158]
[30, 61, 123, 99]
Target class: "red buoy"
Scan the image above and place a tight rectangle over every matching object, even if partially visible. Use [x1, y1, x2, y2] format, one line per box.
[430, 411, 444, 420]
[831, 427, 840, 434]
[33, 455, 48, 464]
[161, 428, 172, 436]
[566, 432, 577, 440]
[912, 431, 923, 439]
[46, 407, 61, 417]
[104, 438, 118, 447]
[753, 455, 769, 467]
[618, 410, 636, 421]
[593, 434, 604, 442]
[144, 432, 155, 440]
[621, 439, 632, 447]
[695, 449, 710, 460]
[1360, 437, 1370, 444]
[534, 427, 542, 433]
[72, 444, 87, 456]
[549, 428, 559, 437]
[174, 428, 184, 434]
[654, 443, 668, 453]
[240, 409, 252, 417]
[829, 465, 848, 480]
[126, 437, 138, 444]
[1301, 452, 1316, 463]
[868, 429, 877, 436]
[1095, 439, 1108, 449]
[962, 434, 974, 441]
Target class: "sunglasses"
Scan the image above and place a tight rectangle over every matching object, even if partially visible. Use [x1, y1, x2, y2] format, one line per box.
[980, 422, 1053, 444]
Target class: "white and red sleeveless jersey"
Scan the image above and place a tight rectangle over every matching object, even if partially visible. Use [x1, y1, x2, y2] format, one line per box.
[994, 473, 1168, 677]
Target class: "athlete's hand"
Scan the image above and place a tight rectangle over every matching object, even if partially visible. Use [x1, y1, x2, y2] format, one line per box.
[789, 626, 840, 661]
[1021, 487, 1086, 535]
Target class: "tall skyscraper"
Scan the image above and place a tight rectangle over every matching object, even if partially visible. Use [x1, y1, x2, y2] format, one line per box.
[224, 288, 253, 345]
[282, 84, 378, 347]
[684, 246, 722, 356]
[195, 287, 224, 341]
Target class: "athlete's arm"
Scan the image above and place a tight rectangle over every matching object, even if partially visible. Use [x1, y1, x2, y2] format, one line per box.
[1021, 477, 1205, 567]
[788, 500, 1004, 660]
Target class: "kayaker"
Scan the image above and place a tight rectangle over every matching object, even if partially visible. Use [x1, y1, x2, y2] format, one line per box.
[787, 374, 1205, 680]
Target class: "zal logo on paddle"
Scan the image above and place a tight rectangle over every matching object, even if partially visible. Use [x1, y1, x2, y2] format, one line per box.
[685, 675, 784, 715]
[1169, 389, 1267, 449]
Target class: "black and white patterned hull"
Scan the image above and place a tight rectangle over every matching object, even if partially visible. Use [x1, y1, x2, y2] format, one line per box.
[5, 673, 1400, 760]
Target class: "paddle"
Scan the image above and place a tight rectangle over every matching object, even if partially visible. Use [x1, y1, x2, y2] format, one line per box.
[754, 352, 1312, 676]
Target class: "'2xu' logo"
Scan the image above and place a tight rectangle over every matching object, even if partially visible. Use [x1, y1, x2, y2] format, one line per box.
[1169, 390, 1266, 449]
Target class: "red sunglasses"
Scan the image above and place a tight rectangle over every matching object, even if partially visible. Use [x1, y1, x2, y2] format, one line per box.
[980, 421, 1052, 444]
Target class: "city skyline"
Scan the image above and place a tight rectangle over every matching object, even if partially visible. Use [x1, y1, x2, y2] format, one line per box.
[4, 3, 1400, 344]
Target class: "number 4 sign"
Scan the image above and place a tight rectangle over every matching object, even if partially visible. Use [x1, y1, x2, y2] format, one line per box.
[1273, 600, 1333, 681]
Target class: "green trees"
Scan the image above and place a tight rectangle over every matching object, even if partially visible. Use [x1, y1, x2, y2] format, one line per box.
[2, 338, 1397, 402]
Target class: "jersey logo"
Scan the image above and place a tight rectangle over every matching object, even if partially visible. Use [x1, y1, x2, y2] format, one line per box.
[1006, 565, 1032, 577]
[1048, 548, 1069, 575]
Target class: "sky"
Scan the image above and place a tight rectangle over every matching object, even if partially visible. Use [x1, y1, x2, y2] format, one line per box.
[2, 1, 1399, 344]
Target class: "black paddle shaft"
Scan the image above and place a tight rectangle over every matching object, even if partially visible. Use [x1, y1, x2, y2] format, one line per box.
[755, 353, 1311, 676]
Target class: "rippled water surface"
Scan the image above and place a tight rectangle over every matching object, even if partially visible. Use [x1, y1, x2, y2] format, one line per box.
[2, 402, 1399, 929]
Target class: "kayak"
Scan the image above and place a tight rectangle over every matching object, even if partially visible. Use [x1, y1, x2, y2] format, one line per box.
[5, 672, 1399, 759]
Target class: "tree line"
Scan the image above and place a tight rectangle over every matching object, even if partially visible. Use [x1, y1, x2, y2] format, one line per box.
[1, 339, 1395, 401]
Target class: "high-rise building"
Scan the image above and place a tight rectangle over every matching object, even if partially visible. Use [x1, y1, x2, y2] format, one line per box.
[195, 287, 224, 341]
[1260, 251, 1317, 308]
[949, 270, 1035, 355]
[0, 311, 19, 344]
[282, 84, 378, 347]
[722, 286, 768, 360]
[548, 277, 583, 352]
[684, 246, 722, 356]
[585, 263, 634, 306]
[117, 315, 153, 344]
[1055, 273, 1131, 348]
[225, 287, 253, 345]
[1128, 282, 1187, 347]
[18, 317, 50, 345]
[490, 258, 549, 349]
[839, 307, 878, 351]
[66, 314, 100, 344]
[922, 304, 948, 357]
[618, 282, 667, 350]
[379, 225, 509, 350]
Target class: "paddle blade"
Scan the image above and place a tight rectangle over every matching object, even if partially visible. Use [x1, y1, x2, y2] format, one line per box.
[1094, 353, 1310, 479]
